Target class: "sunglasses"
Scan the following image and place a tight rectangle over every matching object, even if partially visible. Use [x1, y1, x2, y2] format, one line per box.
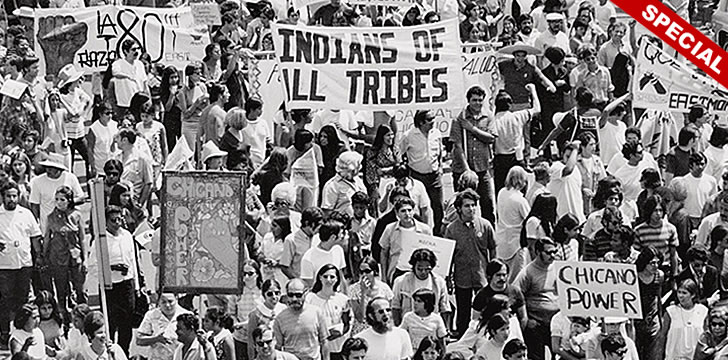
[243, 271, 256, 276]
[359, 268, 373, 274]
[544, 249, 559, 255]
[712, 322, 726, 327]
[376, 308, 392, 315]
[265, 290, 281, 297]
[103, 111, 113, 115]
[287, 292, 304, 298]
[256, 339, 273, 347]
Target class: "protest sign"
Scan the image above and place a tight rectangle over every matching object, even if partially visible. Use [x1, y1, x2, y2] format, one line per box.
[270, 19, 464, 111]
[248, 52, 285, 136]
[555, 261, 643, 319]
[159, 171, 246, 294]
[633, 41, 728, 115]
[189, 0, 222, 26]
[398, 231, 455, 279]
[32, 6, 208, 76]
[394, 49, 501, 140]
[348, 0, 416, 5]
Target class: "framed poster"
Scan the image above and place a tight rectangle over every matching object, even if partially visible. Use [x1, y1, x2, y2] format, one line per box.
[159, 171, 246, 294]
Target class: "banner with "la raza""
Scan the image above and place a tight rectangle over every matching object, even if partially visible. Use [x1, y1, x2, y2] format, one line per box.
[270, 19, 465, 110]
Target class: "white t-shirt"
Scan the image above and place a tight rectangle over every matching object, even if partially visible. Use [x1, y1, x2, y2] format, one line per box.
[112, 59, 146, 107]
[599, 120, 626, 165]
[606, 151, 659, 175]
[89, 120, 119, 174]
[356, 327, 413, 360]
[29, 172, 84, 232]
[300, 245, 346, 281]
[10, 328, 46, 359]
[677, 173, 718, 217]
[242, 118, 271, 169]
[612, 161, 657, 203]
[400, 312, 447, 351]
[595, 1, 617, 33]
[548, 162, 585, 223]
[0, 205, 42, 269]
[495, 188, 531, 260]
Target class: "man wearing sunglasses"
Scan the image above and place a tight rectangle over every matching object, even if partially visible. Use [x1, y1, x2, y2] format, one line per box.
[585, 317, 638, 360]
[272, 278, 328, 360]
[600, 333, 630, 360]
[252, 324, 297, 360]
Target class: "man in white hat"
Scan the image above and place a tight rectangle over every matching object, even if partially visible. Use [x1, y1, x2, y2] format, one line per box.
[29, 152, 84, 232]
[535, 12, 570, 67]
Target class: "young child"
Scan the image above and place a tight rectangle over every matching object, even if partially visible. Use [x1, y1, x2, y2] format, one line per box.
[35, 290, 65, 350]
[565, 317, 591, 359]
[502, 338, 528, 360]
[400, 288, 447, 352]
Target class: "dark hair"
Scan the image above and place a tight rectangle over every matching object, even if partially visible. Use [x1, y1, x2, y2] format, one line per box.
[301, 207, 324, 228]
[686, 244, 710, 263]
[319, 220, 343, 242]
[678, 127, 697, 146]
[544, 46, 565, 64]
[709, 126, 728, 147]
[83, 311, 105, 339]
[552, 214, 580, 244]
[18, 56, 39, 73]
[103, 159, 124, 176]
[341, 337, 368, 357]
[121, 39, 136, 53]
[1, 179, 19, 196]
[711, 225, 728, 254]
[319, 125, 343, 158]
[359, 256, 379, 276]
[389, 186, 411, 204]
[261, 279, 281, 295]
[14, 304, 37, 330]
[466, 86, 486, 100]
[495, 90, 512, 112]
[72, 304, 91, 321]
[351, 191, 369, 206]
[612, 225, 635, 248]
[260, 147, 288, 175]
[108, 183, 132, 208]
[22, 129, 39, 143]
[477, 294, 511, 331]
[291, 109, 312, 124]
[689, 152, 707, 166]
[486, 313, 509, 339]
[643, 194, 666, 222]
[688, 104, 707, 123]
[454, 188, 480, 210]
[535, 238, 556, 253]
[11, 352, 30, 360]
[328, 211, 352, 231]
[503, 338, 528, 357]
[640, 168, 661, 189]
[312, 263, 342, 293]
[601, 333, 626, 356]
[245, 97, 264, 113]
[575, 87, 594, 108]
[7, 152, 30, 183]
[271, 215, 291, 240]
[205, 307, 234, 331]
[372, 124, 393, 152]
[177, 313, 199, 332]
[251, 324, 272, 342]
[521, 193, 557, 247]
[592, 176, 623, 209]
[413, 110, 434, 127]
[208, 83, 227, 103]
[486, 259, 509, 279]
[393, 164, 411, 180]
[621, 141, 642, 159]
[105, 204, 124, 218]
[412, 288, 436, 313]
[293, 129, 314, 152]
[413, 336, 444, 360]
[55, 185, 76, 210]
[409, 248, 437, 268]
[242, 259, 263, 289]
[635, 246, 662, 272]
[203, 43, 220, 62]
[118, 128, 137, 145]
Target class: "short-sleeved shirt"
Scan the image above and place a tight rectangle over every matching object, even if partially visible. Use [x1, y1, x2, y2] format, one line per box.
[498, 60, 538, 104]
[379, 221, 432, 283]
[0, 205, 42, 269]
[400, 127, 441, 175]
[279, 230, 313, 278]
[29, 172, 84, 232]
[112, 59, 146, 107]
[634, 221, 679, 262]
[120, 150, 153, 203]
[137, 306, 191, 360]
[321, 175, 367, 217]
[305, 292, 350, 352]
[300, 245, 346, 281]
[242, 118, 272, 169]
[445, 217, 496, 288]
[355, 327, 413, 360]
[569, 64, 613, 103]
[450, 106, 494, 173]
[400, 312, 447, 350]
[493, 110, 533, 157]
[273, 305, 328, 360]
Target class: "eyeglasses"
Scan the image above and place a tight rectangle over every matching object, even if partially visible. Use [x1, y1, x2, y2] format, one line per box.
[376, 308, 392, 315]
[256, 339, 273, 347]
[103, 111, 113, 115]
[712, 322, 726, 327]
[287, 292, 304, 298]
[265, 290, 281, 297]
[544, 249, 559, 255]
[359, 268, 373, 274]
[243, 271, 256, 276]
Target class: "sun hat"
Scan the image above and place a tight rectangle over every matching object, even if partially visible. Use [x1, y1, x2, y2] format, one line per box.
[200, 141, 228, 163]
[56, 64, 84, 89]
[38, 153, 68, 171]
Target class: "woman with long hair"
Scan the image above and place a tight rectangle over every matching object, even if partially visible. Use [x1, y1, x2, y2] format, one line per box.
[252, 147, 288, 206]
[108, 182, 147, 233]
[551, 214, 582, 261]
[634, 194, 679, 281]
[306, 264, 351, 360]
[202, 43, 223, 83]
[43, 186, 87, 323]
[495, 166, 531, 284]
[695, 307, 728, 360]
[232, 259, 263, 360]
[520, 193, 557, 261]
[258, 215, 290, 286]
[348, 256, 393, 334]
[582, 176, 636, 239]
[635, 246, 664, 360]
[576, 131, 606, 215]
[245, 279, 286, 360]
[178, 62, 209, 152]
[473, 314, 512, 360]
[318, 125, 346, 193]
[7, 151, 32, 207]
[413, 335, 445, 360]
[160, 66, 182, 149]
[365, 124, 399, 217]
[663, 278, 708, 360]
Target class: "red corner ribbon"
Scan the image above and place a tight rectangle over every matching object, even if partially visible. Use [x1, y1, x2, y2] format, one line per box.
[610, 0, 728, 88]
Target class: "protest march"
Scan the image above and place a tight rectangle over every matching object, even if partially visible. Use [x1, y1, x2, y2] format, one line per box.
[1, 0, 728, 359]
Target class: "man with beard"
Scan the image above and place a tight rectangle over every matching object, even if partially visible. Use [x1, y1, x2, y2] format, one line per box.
[355, 297, 413, 360]
[252, 324, 298, 360]
[273, 278, 328, 360]
[513, 238, 560, 360]
[0, 180, 42, 349]
[471, 259, 527, 330]
[517, 14, 540, 46]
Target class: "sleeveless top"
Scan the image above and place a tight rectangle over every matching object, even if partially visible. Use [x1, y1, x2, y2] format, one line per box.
[665, 304, 708, 360]
[638, 271, 663, 323]
[90, 120, 118, 174]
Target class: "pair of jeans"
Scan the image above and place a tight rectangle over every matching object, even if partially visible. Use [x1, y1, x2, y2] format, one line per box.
[44, 264, 87, 322]
[106, 279, 135, 355]
[635, 316, 662, 360]
[0, 267, 32, 335]
[408, 168, 444, 236]
[454, 286, 480, 335]
[452, 170, 495, 223]
[523, 318, 551, 360]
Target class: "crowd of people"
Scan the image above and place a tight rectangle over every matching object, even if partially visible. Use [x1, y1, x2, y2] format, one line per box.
[0, 0, 726, 358]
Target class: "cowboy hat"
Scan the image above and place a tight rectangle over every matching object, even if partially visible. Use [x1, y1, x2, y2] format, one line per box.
[498, 42, 541, 55]
[38, 153, 68, 171]
[56, 64, 84, 89]
[200, 141, 227, 163]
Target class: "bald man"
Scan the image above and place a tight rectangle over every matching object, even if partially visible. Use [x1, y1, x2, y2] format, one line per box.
[272, 279, 329, 360]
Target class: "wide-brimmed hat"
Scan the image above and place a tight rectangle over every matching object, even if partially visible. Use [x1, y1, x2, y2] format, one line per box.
[200, 141, 227, 163]
[56, 64, 84, 89]
[38, 153, 68, 171]
[499, 42, 541, 55]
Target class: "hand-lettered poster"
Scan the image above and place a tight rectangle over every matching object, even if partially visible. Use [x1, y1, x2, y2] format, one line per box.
[554, 261, 643, 319]
[159, 171, 246, 294]
[32, 6, 208, 76]
[290, 148, 319, 212]
[398, 231, 455, 279]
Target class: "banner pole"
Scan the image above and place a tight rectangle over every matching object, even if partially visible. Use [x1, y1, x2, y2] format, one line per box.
[89, 179, 112, 339]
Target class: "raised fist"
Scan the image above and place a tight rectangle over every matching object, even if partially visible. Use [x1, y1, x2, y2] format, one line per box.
[37, 15, 88, 76]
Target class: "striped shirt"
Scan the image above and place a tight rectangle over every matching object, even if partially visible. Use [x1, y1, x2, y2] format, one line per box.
[582, 229, 614, 261]
[634, 221, 679, 261]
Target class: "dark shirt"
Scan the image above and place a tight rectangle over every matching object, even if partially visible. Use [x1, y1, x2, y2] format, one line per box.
[499, 59, 537, 104]
[472, 284, 525, 316]
[310, 4, 340, 26]
[665, 146, 692, 177]
[583, 228, 613, 261]
[252, 169, 285, 205]
[219, 131, 249, 171]
[675, 265, 719, 306]
[445, 217, 496, 288]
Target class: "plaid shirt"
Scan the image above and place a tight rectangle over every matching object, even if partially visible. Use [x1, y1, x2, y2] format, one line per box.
[450, 105, 494, 173]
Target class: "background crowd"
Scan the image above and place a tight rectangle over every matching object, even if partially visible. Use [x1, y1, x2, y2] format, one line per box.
[0, 0, 727, 359]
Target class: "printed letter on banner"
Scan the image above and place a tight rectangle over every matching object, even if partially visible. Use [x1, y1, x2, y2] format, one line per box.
[610, 0, 728, 88]
[270, 19, 465, 111]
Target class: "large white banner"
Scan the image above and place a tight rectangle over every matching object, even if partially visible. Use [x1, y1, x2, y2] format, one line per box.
[271, 19, 465, 111]
[33, 6, 208, 76]
[633, 41, 728, 115]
